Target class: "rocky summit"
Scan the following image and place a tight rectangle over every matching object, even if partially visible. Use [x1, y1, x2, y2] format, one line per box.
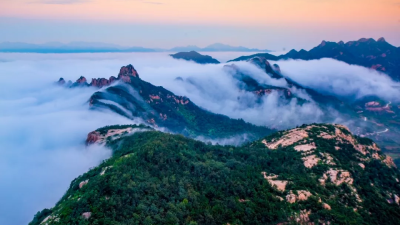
[57, 64, 138, 88]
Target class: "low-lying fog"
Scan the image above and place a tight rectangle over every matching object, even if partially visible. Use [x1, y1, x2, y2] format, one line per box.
[0, 51, 398, 224]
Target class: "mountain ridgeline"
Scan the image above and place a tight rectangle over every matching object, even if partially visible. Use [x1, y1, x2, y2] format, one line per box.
[0, 42, 271, 53]
[229, 37, 400, 80]
[170, 51, 220, 64]
[31, 124, 400, 225]
[58, 64, 273, 141]
[58, 58, 400, 163]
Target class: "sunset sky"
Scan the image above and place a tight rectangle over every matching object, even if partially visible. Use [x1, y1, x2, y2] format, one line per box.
[0, 0, 399, 50]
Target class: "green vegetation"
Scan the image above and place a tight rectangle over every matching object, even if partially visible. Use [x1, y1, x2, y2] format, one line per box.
[31, 124, 400, 225]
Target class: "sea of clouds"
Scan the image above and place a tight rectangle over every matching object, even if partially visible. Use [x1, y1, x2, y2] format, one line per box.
[0, 51, 398, 224]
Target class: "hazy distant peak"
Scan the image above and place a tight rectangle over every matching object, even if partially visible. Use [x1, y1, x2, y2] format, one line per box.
[170, 51, 220, 64]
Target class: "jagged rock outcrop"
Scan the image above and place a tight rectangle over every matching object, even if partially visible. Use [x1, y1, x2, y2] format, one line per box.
[118, 64, 138, 82]
[91, 78, 110, 88]
[262, 124, 396, 168]
[76, 76, 87, 84]
[79, 180, 89, 189]
[86, 131, 100, 146]
[57, 65, 139, 88]
[85, 125, 152, 146]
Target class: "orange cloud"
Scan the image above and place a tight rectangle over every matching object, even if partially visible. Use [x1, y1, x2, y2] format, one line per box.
[0, 0, 399, 28]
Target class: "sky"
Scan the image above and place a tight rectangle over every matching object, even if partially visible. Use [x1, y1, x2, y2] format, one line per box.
[0, 0, 399, 50]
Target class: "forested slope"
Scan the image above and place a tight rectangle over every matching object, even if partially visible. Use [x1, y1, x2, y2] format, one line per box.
[31, 124, 400, 225]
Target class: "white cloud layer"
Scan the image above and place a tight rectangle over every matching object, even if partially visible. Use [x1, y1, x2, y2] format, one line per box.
[1, 52, 399, 224]
[0, 60, 133, 225]
[275, 58, 400, 102]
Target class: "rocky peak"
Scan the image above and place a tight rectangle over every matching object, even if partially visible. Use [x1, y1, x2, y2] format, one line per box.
[56, 65, 140, 89]
[57, 78, 65, 85]
[262, 124, 396, 168]
[118, 64, 139, 80]
[91, 78, 110, 88]
[338, 41, 345, 46]
[76, 76, 87, 84]
[319, 40, 327, 47]
[358, 38, 376, 43]
[377, 37, 386, 43]
[109, 76, 117, 83]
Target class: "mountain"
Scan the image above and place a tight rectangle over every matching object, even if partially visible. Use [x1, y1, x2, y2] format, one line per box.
[30, 123, 400, 225]
[229, 37, 400, 80]
[202, 43, 270, 52]
[0, 42, 270, 53]
[170, 43, 270, 52]
[0, 41, 156, 53]
[227, 53, 279, 62]
[57, 58, 400, 165]
[170, 51, 220, 64]
[226, 56, 355, 113]
[226, 55, 400, 166]
[58, 64, 273, 141]
[169, 45, 203, 52]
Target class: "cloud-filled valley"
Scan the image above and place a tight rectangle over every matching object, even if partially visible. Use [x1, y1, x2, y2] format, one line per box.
[1, 51, 400, 224]
[276, 58, 400, 102]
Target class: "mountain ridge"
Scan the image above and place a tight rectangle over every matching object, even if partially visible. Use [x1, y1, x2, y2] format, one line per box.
[0, 42, 271, 53]
[170, 51, 220, 64]
[30, 123, 400, 225]
[58, 64, 274, 141]
[228, 37, 400, 80]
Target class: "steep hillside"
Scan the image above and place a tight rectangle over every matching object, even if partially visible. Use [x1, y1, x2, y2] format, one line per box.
[229, 38, 400, 80]
[228, 55, 400, 166]
[170, 51, 220, 64]
[31, 124, 400, 225]
[225, 56, 358, 119]
[58, 65, 273, 141]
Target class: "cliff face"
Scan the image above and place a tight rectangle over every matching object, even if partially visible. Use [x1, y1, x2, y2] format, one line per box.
[31, 124, 400, 225]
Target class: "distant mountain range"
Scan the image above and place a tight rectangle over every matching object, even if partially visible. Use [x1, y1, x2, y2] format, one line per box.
[0, 41, 271, 53]
[229, 37, 400, 80]
[170, 43, 271, 52]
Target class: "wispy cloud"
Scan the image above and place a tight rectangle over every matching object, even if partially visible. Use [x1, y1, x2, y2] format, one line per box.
[30, 0, 90, 4]
[143, 1, 163, 4]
